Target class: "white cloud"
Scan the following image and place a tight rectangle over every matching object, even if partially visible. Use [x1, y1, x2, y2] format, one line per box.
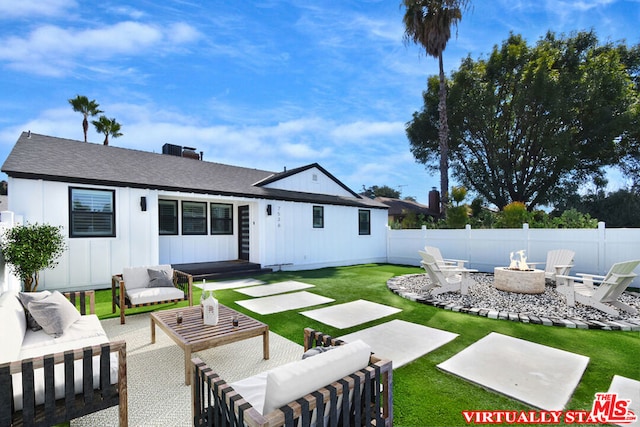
[0, 21, 201, 77]
[331, 121, 404, 141]
[0, 0, 77, 18]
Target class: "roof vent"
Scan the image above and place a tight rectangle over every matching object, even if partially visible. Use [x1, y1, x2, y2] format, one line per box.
[162, 143, 182, 157]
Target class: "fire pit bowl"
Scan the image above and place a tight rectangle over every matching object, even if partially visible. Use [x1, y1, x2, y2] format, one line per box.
[493, 267, 545, 294]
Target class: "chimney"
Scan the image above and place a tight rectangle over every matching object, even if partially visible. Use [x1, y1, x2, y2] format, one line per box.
[182, 146, 200, 160]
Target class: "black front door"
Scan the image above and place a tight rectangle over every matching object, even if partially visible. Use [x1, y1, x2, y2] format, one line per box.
[238, 205, 250, 260]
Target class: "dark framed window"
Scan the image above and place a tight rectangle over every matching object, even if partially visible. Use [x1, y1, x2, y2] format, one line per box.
[159, 200, 178, 235]
[182, 201, 207, 235]
[358, 209, 371, 235]
[69, 187, 115, 237]
[313, 206, 324, 228]
[211, 203, 233, 235]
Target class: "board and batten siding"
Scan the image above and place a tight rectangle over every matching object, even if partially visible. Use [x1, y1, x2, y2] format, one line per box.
[261, 166, 354, 197]
[258, 201, 387, 270]
[4, 176, 388, 291]
[7, 177, 158, 291]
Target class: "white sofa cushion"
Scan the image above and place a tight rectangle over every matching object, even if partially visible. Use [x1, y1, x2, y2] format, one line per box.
[27, 291, 82, 338]
[230, 371, 269, 414]
[231, 340, 371, 416]
[122, 264, 173, 290]
[19, 314, 108, 360]
[126, 286, 185, 305]
[0, 291, 27, 364]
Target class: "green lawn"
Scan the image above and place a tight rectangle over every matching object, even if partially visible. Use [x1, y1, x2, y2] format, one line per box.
[94, 263, 639, 427]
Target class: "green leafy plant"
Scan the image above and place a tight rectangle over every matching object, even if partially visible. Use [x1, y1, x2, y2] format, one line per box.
[1, 223, 67, 292]
[497, 201, 529, 228]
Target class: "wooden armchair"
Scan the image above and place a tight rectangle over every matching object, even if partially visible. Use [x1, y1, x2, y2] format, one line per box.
[192, 328, 393, 427]
[112, 265, 193, 324]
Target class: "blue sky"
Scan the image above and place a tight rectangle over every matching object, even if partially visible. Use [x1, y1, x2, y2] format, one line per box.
[1, 1, 639, 205]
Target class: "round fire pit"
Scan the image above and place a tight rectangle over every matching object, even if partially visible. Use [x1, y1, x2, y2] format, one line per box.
[493, 267, 545, 294]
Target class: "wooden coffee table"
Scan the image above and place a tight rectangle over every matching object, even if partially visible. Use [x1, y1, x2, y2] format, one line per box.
[150, 304, 269, 385]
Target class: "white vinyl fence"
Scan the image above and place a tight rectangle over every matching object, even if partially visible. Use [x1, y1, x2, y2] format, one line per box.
[387, 223, 640, 285]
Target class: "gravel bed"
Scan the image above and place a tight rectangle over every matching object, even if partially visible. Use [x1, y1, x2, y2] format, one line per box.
[393, 273, 640, 322]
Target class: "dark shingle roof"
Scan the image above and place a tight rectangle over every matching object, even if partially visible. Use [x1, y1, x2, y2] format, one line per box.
[375, 197, 438, 216]
[2, 132, 386, 209]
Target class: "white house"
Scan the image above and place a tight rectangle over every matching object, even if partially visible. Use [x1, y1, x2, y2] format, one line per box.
[1, 132, 388, 291]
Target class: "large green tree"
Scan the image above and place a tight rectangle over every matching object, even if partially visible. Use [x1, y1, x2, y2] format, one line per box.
[407, 31, 639, 209]
[361, 185, 401, 199]
[402, 0, 469, 214]
[92, 115, 123, 146]
[68, 95, 102, 142]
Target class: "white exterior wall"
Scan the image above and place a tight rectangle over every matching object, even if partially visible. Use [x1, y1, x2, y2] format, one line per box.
[157, 192, 258, 265]
[261, 167, 354, 197]
[258, 201, 387, 270]
[8, 177, 159, 291]
[6, 177, 388, 290]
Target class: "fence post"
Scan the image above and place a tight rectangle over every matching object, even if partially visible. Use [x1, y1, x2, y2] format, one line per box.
[597, 221, 606, 275]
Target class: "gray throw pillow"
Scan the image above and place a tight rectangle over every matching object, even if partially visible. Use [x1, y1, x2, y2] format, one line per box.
[302, 345, 336, 359]
[147, 269, 174, 288]
[27, 291, 81, 338]
[18, 291, 52, 331]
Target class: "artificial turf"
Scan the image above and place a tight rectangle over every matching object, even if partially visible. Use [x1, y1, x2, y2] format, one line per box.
[93, 263, 639, 427]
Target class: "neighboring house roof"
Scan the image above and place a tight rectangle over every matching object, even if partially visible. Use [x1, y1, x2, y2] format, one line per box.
[375, 197, 438, 217]
[2, 132, 386, 209]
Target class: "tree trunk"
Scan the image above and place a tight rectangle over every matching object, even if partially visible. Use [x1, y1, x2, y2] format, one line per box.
[437, 53, 449, 215]
[23, 275, 35, 292]
[82, 116, 89, 142]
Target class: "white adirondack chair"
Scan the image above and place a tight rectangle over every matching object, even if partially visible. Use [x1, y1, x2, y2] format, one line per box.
[528, 249, 575, 282]
[556, 259, 640, 317]
[424, 246, 468, 269]
[419, 251, 477, 296]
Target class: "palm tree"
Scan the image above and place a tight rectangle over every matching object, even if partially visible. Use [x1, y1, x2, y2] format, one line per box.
[92, 115, 123, 146]
[68, 95, 103, 142]
[402, 0, 469, 214]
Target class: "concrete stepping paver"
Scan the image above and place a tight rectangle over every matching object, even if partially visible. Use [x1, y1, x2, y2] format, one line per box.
[437, 332, 589, 410]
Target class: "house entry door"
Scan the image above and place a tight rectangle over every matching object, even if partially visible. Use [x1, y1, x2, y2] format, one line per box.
[238, 205, 250, 261]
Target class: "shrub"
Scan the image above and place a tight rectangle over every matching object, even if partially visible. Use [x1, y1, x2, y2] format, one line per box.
[0, 223, 67, 292]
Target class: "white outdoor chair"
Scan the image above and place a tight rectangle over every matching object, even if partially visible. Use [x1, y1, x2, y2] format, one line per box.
[424, 246, 468, 268]
[528, 249, 575, 282]
[556, 259, 640, 317]
[419, 251, 477, 296]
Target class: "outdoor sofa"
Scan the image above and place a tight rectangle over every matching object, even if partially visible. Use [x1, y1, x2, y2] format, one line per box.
[192, 327, 393, 427]
[112, 264, 193, 324]
[0, 289, 127, 426]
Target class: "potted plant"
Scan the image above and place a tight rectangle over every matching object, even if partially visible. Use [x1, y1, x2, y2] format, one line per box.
[0, 223, 66, 292]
